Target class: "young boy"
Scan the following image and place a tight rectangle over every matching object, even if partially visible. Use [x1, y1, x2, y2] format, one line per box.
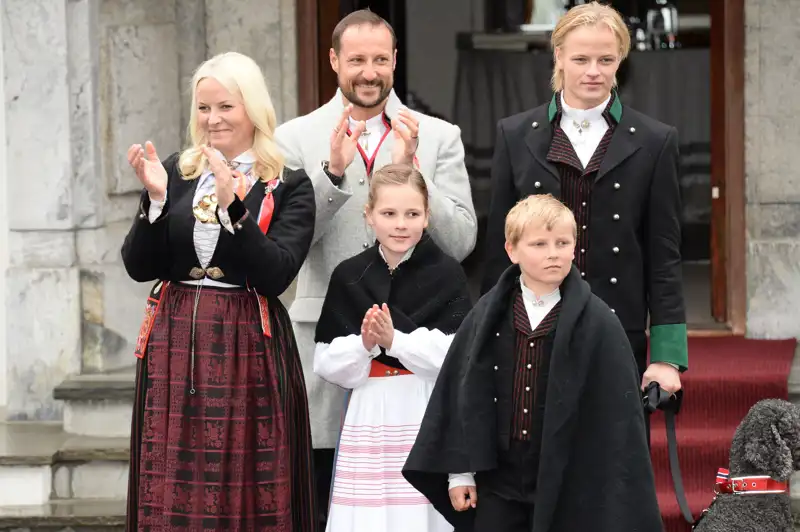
[403, 194, 663, 532]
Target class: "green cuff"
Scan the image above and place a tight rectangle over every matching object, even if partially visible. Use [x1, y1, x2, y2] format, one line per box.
[650, 323, 688, 371]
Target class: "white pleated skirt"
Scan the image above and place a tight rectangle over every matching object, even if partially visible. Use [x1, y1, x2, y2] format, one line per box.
[325, 372, 453, 532]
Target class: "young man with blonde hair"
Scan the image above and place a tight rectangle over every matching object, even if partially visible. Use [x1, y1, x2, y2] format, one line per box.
[482, 1, 688, 403]
[405, 195, 663, 531]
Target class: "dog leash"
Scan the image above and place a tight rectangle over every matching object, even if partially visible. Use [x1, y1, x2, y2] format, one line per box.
[643, 382, 695, 524]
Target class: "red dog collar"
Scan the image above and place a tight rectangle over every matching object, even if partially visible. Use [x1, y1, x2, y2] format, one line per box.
[715, 468, 789, 495]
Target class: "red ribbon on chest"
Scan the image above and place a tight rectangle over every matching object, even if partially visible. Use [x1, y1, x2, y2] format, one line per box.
[255, 177, 280, 234]
[245, 176, 282, 339]
[348, 114, 392, 176]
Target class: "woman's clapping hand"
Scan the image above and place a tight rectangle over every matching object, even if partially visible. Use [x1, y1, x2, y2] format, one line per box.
[127, 141, 167, 201]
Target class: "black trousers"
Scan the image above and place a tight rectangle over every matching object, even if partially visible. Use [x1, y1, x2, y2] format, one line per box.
[474, 440, 538, 532]
[314, 448, 335, 526]
[474, 490, 534, 532]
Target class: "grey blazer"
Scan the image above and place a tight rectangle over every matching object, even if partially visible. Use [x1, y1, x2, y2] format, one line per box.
[275, 89, 477, 448]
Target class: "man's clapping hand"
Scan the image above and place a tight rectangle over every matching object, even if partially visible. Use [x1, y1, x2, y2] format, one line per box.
[329, 104, 365, 176]
[390, 108, 419, 166]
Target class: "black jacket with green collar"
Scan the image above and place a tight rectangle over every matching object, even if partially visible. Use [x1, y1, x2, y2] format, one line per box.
[481, 92, 688, 370]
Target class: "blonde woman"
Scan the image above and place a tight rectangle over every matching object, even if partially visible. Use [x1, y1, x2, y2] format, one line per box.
[121, 52, 317, 531]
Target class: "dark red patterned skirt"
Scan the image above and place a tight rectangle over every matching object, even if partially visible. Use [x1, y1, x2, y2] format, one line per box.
[126, 283, 317, 531]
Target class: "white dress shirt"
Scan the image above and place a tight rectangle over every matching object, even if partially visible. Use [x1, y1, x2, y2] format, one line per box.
[349, 113, 388, 161]
[559, 93, 610, 168]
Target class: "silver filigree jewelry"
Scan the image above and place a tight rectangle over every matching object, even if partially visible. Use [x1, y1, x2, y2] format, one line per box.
[573, 119, 590, 134]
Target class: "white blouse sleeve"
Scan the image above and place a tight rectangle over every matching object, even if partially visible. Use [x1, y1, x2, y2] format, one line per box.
[313, 334, 379, 389]
[217, 207, 236, 234]
[386, 328, 455, 380]
[148, 193, 167, 223]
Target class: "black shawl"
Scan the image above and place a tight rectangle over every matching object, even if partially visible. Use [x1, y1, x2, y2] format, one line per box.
[403, 265, 664, 532]
[314, 233, 473, 369]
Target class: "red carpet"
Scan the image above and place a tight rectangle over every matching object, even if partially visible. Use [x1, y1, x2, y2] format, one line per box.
[650, 336, 797, 532]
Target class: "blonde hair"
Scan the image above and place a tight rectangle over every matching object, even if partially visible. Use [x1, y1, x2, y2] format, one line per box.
[367, 163, 429, 211]
[550, 1, 631, 92]
[505, 194, 577, 246]
[179, 52, 284, 182]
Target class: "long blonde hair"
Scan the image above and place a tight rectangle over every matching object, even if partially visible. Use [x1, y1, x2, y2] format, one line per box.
[550, 2, 631, 92]
[179, 52, 284, 182]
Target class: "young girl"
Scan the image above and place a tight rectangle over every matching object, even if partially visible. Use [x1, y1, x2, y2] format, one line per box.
[313, 163, 473, 532]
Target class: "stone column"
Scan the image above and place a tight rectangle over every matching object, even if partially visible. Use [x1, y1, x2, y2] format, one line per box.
[3, 0, 82, 420]
[203, 0, 299, 306]
[77, 0, 186, 374]
[176, 0, 208, 133]
[0, 1, 8, 416]
[1, 0, 304, 421]
[205, 0, 298, 122]
[744, 0, 800, 339]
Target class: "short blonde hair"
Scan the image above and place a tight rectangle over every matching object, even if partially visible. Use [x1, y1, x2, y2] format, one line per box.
[505, 194, 577, 246]
[179, 52, 284, 183]
[550, 2, 631, 92]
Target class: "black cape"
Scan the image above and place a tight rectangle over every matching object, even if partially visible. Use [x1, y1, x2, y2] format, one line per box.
[403, 265, 663, 532]
[314, 233, 473, 369]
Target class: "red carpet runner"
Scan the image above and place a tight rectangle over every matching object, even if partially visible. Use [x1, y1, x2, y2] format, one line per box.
[650, 336, 797, 532]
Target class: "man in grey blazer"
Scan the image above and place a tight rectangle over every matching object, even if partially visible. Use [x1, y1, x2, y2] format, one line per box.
[274, 8, 477, 522]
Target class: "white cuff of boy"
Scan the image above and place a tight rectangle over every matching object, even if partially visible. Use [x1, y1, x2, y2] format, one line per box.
[448, 472, 476, 489]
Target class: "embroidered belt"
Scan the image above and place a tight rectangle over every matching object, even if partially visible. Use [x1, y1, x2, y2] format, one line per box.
[133, 280, 170, 359]
[714, 468, 789, 495]
[189, 266, 224, 280]
[369, 359, 413, 378]
[132, 277, 273, 362]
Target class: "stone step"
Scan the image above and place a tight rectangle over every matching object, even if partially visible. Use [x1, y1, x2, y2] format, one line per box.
[52, 434, 129, 501]
[0, 423, 129, 506]
[0, 498, 125, 531]
[53, 368, 135, 438]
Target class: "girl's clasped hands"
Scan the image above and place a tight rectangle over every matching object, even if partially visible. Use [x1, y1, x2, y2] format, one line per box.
[361, 303, 394, 352]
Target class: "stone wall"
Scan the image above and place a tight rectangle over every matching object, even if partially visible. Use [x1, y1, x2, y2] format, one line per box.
[0, 4, 8, 415]
[1, 0, 297, 420]
[3, 0, 82, 420]
[744, 0, 800, 339]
